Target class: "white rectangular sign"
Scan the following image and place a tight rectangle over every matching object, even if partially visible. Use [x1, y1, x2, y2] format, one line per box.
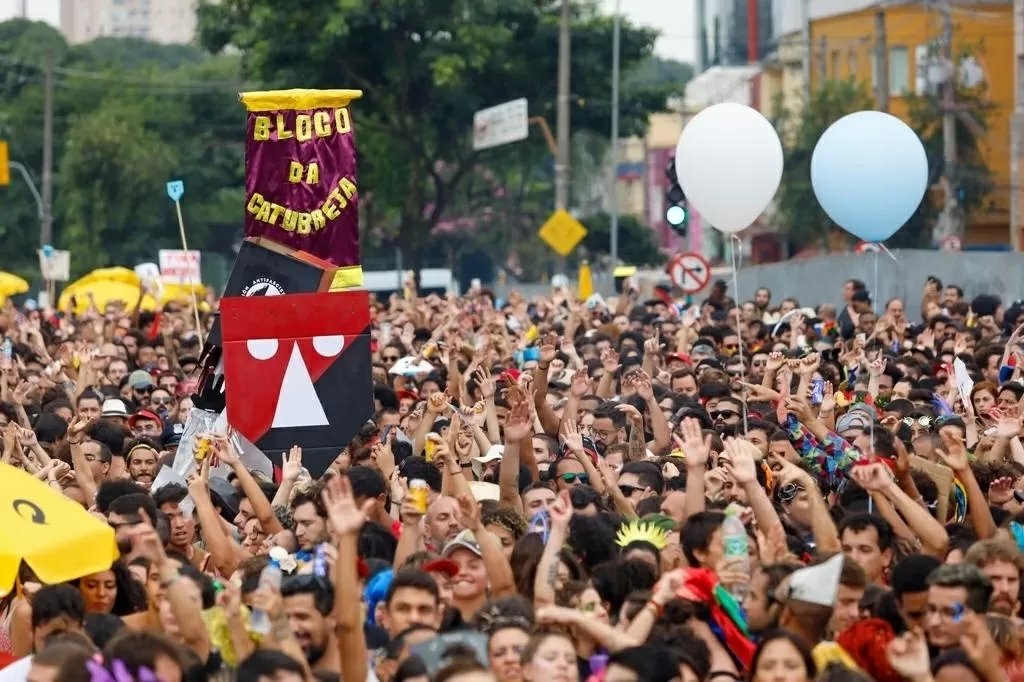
[472, 98, 529, 151]
[158, 250, 201, 284]
[37, 249, 70, 282]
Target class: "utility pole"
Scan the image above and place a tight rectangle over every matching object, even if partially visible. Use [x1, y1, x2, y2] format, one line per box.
[610, 0, 621, 270]
[18, 0, 27, 18]
[555, 0, 571, 213]
[1011, 0, 1023, 251]
[41, 52, 54, 248]
[555, 0, 571, 272]
[874, 6, 889, 111]
[801, 0, 811, 106]
[817, 37, 828, 85]
[697, 0, 708, 72]
[747, 0, 760, 105]
[941, 3, 957, 196]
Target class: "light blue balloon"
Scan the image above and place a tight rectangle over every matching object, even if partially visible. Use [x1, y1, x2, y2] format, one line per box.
[811, 110, 928, 243]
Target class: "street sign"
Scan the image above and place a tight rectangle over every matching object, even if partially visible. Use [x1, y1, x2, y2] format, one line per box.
[668, 252, 711, 294]
[940, 236, 962, 252]
[538, 209, 588, 257]
[854, 242, 881, 253]
[166, 180, 184, 202]
[473, 98, 529, 151]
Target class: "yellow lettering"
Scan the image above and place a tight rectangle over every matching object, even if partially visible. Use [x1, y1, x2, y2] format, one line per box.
[296, 115, 312, 142]
[313, 111, 331, 138]
[328, 188, 347, 211]
[247, 193, 264, 214]
[334, 108, 351, 134]
[339, 177, 357, 200]
[288, 161, 304, 183]
[323, 198, 340, 220]
[305, 162, 319, 184]
[283, 209, 298, 232]
[253, 116, 271, 141]
[255, 201, 272, 223]
[276, 114, 293, 140]
[297, 213, 313, 235]
[311, 210, 326, 231]
[268, 203, 285, 225]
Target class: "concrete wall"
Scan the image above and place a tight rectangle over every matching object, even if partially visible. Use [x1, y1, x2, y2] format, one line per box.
[733, 250, 1024, 308]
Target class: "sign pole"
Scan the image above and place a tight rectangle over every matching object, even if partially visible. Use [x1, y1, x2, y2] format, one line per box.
[166, 181, 204, 347]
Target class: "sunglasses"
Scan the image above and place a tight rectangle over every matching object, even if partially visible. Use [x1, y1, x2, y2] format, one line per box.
[560, 473, 590, 485]
[777, 482, 804, 502]
[151, 397, 174, 406]
[619, 484, 645, 498]
[902, 416, 933, 428]
[710, 409, 739, 421]
[133, 386, 154, 394]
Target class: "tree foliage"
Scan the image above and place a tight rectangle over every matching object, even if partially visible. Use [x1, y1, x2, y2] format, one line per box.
[198, 0, 673, 274]
[579, 212, 665, 267]
[0, 20, 244, 282]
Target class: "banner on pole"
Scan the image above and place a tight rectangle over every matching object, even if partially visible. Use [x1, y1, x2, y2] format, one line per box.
[240, 89, 363, 285]
[37, 248, 70, 282]
[159, 250, 201, 284]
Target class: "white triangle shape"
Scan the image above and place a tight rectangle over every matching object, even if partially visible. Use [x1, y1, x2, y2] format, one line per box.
[272, 342, 329, 429]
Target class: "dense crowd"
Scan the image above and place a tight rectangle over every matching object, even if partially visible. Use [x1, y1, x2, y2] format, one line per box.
[2, 274, 1024, 682]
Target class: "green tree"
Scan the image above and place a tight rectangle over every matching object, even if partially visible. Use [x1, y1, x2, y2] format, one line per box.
[198, 0, 671, 273]
[0, 19, 245, 281]
[579, 213, 664, 267]
[772, 79, 874, 250]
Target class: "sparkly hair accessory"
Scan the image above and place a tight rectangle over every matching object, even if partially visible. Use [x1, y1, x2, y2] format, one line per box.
[615, 519, 669, 550]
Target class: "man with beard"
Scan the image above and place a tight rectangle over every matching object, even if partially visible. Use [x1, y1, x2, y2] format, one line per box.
[591, 403, 627, 453]
[290, 492, 329, 554]
[280, 576, 343, 674]
[964, 539, 1022, 617]
[924, 563, 992, 654]
[124, 439, 160, 489]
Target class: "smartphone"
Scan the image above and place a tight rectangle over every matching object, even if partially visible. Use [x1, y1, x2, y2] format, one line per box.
[856, 333, 867, 343]
[810, 378, 825, 405]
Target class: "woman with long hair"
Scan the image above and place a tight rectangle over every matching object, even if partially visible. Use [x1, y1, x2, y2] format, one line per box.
[75, 560, 148, 617]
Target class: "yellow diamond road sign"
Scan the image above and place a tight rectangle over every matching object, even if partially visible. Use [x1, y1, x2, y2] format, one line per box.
[538, 209, 587, 256]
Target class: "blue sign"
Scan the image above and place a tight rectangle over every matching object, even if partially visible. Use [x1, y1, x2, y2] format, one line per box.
[41, 244, 54, 258]
[166, 180, 185, 202]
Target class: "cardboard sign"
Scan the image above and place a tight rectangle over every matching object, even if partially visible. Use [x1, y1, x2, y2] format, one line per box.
[220, 290, 373, 476]
[910, 455, 953, 524]
[159, 250, 201, 285]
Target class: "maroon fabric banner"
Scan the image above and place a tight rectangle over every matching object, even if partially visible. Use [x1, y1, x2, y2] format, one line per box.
[241, 90, 362, 268]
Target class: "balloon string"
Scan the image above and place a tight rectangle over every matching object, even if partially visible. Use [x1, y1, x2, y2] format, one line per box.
[731, 235, 749, 434]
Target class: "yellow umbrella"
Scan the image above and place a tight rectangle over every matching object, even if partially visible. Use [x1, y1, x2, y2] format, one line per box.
[577, 261, 593, 300]
[58, 280, 158, 314]
[160, 281, 206, 305]
[0, 271, 30, 299]
[0, 462, 119, 596]
[77, 267, 140, 288]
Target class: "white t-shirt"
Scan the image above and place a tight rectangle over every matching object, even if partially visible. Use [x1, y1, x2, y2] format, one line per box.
[0, 656, 32, 682]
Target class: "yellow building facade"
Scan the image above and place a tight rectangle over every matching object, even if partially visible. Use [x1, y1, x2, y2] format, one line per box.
[807, 3, 1015, 242]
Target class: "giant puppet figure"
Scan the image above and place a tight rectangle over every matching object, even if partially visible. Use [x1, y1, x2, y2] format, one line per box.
[196, 90, 373, 477]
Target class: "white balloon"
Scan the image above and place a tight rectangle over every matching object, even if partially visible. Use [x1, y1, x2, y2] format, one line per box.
[674, 103, 784, 234]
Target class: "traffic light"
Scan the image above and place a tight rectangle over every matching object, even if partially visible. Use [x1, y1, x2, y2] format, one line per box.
[665, 157, 687, 235]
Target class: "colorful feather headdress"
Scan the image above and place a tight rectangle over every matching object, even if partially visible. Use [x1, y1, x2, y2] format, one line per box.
[615, 519, 669, 550]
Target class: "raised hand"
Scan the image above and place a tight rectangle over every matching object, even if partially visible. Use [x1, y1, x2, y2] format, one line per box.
[765, 351, 786, 372]
[321, 474, 375, 537]
[570, 368, 590, 399]
[868, 357, 887, 378]
[851, 461, 894, 492]
[503, 399, 533, 443]
[797, 352, 820, 376]
[600, 348, 621, 374]
[549, 490, 573, 531]
[426, 392, 448, 415]
[560, 419, 585, 457]
[721, 438, 758, 485]
[632, 370, 655, 401]
[454, 492, 482, 531]
[736, 381, 781, 402]
[282, 446, 304, 482]
[988, 476, 1015, 506]
[885, 628, 931, 680]
[995, 415, 1020, 439]
[67, 416, 94, 442]
[678, 417, 711, 468]
[936, 429, 970, 473]
[473, 367, 496, 400]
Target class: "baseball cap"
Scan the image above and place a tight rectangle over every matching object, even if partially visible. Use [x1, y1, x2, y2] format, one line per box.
[101, 398, 128, 418]
[128, 409, 163, 430]
[441, 529, 482, 559]
[421, 558, 460, 578]
[127, 370, 155, 390]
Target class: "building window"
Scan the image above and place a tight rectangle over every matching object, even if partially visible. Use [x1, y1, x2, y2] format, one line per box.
[889, 46, 909, 95]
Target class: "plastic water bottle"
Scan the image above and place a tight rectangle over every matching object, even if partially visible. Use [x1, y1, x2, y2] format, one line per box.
[249, 560, 282, 635]
[722, 505, 750, 601]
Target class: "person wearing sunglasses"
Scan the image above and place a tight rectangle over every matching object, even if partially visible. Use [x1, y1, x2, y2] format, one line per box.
[616, 461, 663, 511]
[126, 369, 155, 408]
[550, 456, 589, 492]
[706, 395, 743, 429]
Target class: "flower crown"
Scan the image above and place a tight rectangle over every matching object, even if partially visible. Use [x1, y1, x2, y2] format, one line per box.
[615, 519, 669, 551]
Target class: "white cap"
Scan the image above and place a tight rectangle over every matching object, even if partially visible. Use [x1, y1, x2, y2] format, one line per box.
[472, 445, 504, 480]
[101, 398, 128, 417]
[785, 553, 844, 608]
